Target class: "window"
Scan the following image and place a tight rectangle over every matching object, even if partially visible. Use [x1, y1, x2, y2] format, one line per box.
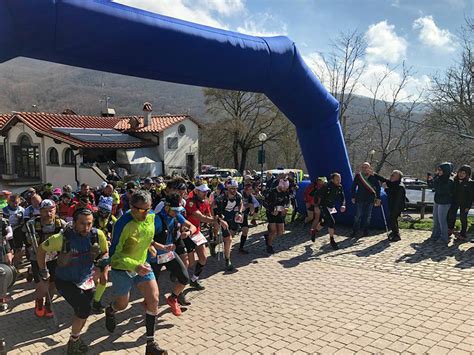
[13, 135, 40, 178]
[167, 137, 178, 150]
[64, 148, 75, 165]
[178, 124, 186, 136]
[48, 147, 59, 165]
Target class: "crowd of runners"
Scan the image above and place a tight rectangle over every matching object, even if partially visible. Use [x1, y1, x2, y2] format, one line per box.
[0, 161, 472, 354]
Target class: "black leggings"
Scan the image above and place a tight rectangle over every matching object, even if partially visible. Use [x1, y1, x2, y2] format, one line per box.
[448, 204, 469, 235]
[55, 278, 93, 319]
[151, 257, 189, 285]
[320, 207, 335, 229]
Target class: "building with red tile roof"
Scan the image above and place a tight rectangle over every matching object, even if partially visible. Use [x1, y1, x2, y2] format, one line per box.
[0, 108, 200, 190]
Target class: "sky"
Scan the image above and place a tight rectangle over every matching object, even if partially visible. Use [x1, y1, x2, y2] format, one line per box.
[115, 0, 472, 99]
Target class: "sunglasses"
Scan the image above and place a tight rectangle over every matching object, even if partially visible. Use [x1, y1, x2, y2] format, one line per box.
[132, 205, 151, 213]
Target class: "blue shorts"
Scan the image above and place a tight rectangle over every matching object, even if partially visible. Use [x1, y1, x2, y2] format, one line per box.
[110, 269, 155, 296]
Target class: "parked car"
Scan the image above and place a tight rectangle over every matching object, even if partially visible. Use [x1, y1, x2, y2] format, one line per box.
[214, 169, 243, 182]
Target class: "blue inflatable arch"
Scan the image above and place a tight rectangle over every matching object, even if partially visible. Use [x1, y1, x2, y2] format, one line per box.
[1, 0, 373, 224]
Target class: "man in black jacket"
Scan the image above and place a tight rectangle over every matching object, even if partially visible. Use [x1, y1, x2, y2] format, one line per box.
[350, 163, 381, 238]
[448, 165, 473, 240]
[373, 170, 406, 242]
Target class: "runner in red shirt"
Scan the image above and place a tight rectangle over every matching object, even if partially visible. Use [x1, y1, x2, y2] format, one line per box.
[184, 183, 224, 290]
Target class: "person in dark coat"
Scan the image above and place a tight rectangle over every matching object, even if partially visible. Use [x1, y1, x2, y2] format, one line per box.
[350, 162, 381, 238]
[373, 170, 406, 242]
[430, 162, 454, 245]
[448, 165, 473, 240]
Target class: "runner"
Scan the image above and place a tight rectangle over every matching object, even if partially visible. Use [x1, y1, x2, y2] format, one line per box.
[105, 190, 167, 355]
[310, 173, 346, 250]
[36, 208, 108, 354]
[25, 199, 67, 318]
[239, 183, 257, 254]
[150, 193, 196, 316]
[213, 179, 242, 271]
[185, 183, 223, 289]
[2, 194, 25, 268]
[264, 179, 290, 254]
[91, 196, 116, 313]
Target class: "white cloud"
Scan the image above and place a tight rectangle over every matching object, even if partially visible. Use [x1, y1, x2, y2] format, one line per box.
[114, 0, 284, 37]
[365, 21, 407, 63]
[303, 54, 429, 101]
[236, 13, 288, 37]
[114, 0, 229, 29]
[199, 0, 245, 16]
[413, 16, 457, 52]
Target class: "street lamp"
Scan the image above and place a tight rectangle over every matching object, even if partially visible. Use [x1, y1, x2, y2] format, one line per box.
[258, 133, 267, 188]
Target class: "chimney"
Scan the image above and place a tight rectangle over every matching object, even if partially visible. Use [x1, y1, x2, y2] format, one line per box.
[143, 102, 153, 127]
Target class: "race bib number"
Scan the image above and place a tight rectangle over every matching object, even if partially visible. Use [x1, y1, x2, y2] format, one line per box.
[190, 232, 207, 246]
[76, 276, 95, 291]
[157, 251, 175, 264]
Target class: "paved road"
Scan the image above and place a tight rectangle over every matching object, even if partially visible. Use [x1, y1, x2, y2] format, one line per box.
[1, 223, 473, 354]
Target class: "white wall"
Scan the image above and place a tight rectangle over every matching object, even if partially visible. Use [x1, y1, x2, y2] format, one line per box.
[163, 118, 199, 175]
[4, 123, 105, 189]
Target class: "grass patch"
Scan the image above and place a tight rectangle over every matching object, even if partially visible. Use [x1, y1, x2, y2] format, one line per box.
[399, 216, 474, 232]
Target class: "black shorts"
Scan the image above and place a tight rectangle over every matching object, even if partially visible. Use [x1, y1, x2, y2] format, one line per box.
[55, 278, 94, 319]
[12, 228, 26, 250]
[174, 237, 187, 256]
[151, 257, 189, 285]
[183, 236, 196, 253]
[320, 207, 335, 229]
[31, 259, 57, 283]
[266, 211, 285, 224]
[224, 218, 239, 232]
[241, 214, 249, 228]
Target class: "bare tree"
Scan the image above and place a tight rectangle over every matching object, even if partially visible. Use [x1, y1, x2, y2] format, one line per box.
[310, 30, 366, 133]
[422, 19, 474, 167]
[365, 63, 425, 173]
[203, 89, 285, 172]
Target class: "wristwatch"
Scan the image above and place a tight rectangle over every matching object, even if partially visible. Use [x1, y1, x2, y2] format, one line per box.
[39, 268, 50, 281]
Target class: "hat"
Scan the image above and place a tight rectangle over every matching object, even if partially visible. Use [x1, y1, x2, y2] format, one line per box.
[61, 192, 73, 199]
[176, 182, 187, 190]
[317, 176, 328, 183]
[51, 195, 60, 203]
[228, 180, 238, 188]
[126, 181, 137, 190]
[217, 183, 225, 190]
[100, 181, 108, 189]
[53, 188, 62, 196]
[244, 175, 253, 181]
[195, 184, 211, 192]
[40, 199, 55, 209]
[144, 177, 153, 184]
[165, 194, 185, 212]
[98, 196, 113, 212]
[45, 183, 53, 191]
[0, 190, 11, 196]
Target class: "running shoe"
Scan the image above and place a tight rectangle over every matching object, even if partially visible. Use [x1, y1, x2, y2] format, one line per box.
[44, 302, 54, 318]
[145, 341, 168, 355]
[266, 245, 275, 254]
[105, 307, 117, 332]
[310, 229, 316, 242]
[177, 293, 191, 306]
[225, 260, 235, 271]
[330, 237, 339, 250]
[35, 298, 45, 318]
[166, 296, 182, 316]
[66, 338, 88, 355]
[190, 279, 205, 290]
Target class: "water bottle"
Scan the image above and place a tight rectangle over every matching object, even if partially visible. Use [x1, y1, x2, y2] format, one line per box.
[0, 338, 7, 355]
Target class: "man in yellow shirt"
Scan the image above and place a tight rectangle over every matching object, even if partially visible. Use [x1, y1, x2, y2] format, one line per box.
[36, 208, 108, 355]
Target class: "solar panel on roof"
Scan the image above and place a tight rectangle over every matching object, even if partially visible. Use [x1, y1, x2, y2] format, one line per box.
[52, 127, 143, 143]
